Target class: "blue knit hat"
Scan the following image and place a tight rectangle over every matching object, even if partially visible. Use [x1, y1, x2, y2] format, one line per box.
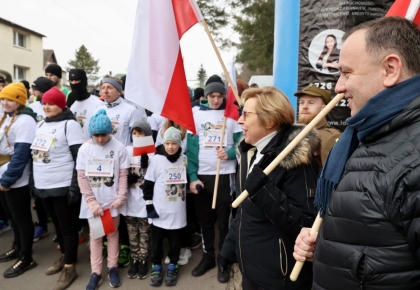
[89, 109, 113, 136]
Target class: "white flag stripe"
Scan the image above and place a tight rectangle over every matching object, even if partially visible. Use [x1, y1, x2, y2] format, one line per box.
[88, 216, 106, 240]
[188, 0, 204, 22]
[133, 135, 154, 147]
[230, 59, 237, 91]
[406, 0, 420, 20]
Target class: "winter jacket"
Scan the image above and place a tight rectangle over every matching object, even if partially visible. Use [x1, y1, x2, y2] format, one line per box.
[221, 124, 320, 289]
[313, 96, 420, 290]
[34, 109, 82, 204]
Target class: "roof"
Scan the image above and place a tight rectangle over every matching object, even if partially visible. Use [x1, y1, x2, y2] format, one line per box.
[44, 50, 58, 68]
[0, 17, 45, 38]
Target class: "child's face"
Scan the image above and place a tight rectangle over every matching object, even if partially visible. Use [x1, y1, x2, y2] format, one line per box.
[164, 141, 180, 155]
[132, 129, 145, 138]
[92, 134, 110, 146]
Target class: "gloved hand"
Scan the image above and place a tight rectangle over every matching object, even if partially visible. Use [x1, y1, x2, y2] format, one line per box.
[146, 204, 160, 218]
[141, 154, 149, 169]
[110, 198, 125, 209]
[127, 171, 140, 186]
[67, 189, 81, 205]
[244, 165, 270, 196]
[196, 184, 203, 193]
[87, 200, 103, 218]
[218, 254, 233, 273]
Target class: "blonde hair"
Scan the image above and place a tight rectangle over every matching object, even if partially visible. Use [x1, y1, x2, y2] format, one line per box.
[0, 105, 24, 147]
[160, 119, 187, 140]
[242, 86, 294, 131]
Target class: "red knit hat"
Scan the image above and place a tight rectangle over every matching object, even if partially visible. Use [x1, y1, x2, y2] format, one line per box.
[42, 87, 66, 110]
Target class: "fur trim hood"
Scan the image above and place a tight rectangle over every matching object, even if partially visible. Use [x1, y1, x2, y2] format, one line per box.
[239, 123, 321, 170]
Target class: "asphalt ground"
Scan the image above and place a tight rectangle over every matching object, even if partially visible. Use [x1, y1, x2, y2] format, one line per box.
[0, 215, 226, 290]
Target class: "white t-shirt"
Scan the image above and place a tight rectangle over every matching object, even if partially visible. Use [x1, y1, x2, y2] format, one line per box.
[96, 98, 144, 146]
[148, 113, 167, 132]
[144, 154, 187, 229]
[193, 109, 242, 175]
[155, 127, 187, 153]
[0, 114, 36, 188]
[77, 137, 130, 219]
[32, 120, 84, 189]
[70, 95, 103, 141]
[120, 146, 153, 218]
[30, 102, 46, 123]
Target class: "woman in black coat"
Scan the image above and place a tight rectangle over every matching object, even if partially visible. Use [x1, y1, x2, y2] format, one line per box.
[220, 87, 320, 290]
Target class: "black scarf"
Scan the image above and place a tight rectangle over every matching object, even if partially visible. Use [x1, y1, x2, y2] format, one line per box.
[156, 144, 182, 163]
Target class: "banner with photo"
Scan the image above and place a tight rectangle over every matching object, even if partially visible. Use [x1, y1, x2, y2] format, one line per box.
[298, 0, 394, 131]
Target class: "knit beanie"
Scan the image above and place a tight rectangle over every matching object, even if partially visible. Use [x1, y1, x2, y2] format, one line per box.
[42, 87, 67, 110]
[204, 75, 225, 97]
[193, 87, 204, 100]
[45, 64, 62, 79]
[131, 119, 152, 136]
[163, 126, 182, 147]
[32, 77, 55, 93]
[89, 109, 113, 135]
[20, 80, 30, 90]
[0, 82, 27, 106]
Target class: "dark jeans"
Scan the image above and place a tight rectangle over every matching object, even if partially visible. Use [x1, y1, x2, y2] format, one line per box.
[118, 214, 130, 246]
[42, 195, 80, 264]
[151, 225, 182, 265]
[34, 198, 49, 228]
[0, 185, 34, 256]
[0, 200, 8, 221]
[194, 174, 231, 256]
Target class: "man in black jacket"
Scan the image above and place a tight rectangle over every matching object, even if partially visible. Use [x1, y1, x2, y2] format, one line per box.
[293, 17, 420, 290]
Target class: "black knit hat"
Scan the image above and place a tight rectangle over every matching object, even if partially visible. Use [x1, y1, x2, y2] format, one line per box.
[121, 75, 126, 90]
[45, 64, 62, 79]
[69, 69, 87, 82]
[20, 80, 30, 90]
[193, 87, 204, 100]
[32, 77, 55, 93]
[0, 76, 6, 84]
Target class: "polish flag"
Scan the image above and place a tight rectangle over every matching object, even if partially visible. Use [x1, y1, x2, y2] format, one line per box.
[224, 60, 239, 120]
[133, 136, 156, 156]
[125, 0, 204, 135]
[88, 209, 115, 239]
[386, 0, 420, 26]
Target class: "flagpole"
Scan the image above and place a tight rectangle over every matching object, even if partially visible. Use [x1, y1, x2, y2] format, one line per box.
[201, 20, 241, 104]
[201, 20, 241, 209]
[212, 116, 227, 209]
[232, 93, 345, 208]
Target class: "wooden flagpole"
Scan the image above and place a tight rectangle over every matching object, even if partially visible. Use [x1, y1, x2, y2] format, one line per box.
[200, 20, 241, 209]
[232, 93, 345, 208]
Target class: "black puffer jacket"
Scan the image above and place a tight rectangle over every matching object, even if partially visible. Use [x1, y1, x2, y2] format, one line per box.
[221, 124, 320, 289]
[314, 96, 420, 290]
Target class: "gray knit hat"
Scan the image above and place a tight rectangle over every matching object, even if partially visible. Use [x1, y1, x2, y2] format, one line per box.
[204, 75, 225, 97]
[163, 127, 182, 147]
[131, 119, 152, 136]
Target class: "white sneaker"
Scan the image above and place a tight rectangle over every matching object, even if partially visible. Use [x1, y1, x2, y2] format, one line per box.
[178, 248, 192, 266]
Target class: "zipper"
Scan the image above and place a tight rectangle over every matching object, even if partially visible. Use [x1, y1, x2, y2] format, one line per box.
[238, 149, 243, 193]
[238, 208, 244, 272]
[279, 239, 288, 286]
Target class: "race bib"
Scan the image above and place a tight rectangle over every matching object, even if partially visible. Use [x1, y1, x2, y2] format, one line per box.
[30, 133, 54, 152]
[86, 157, 114, 177]
[203, 129, 227, 147]
[164, 166, 187, 184]
[130, 155, 141, 168]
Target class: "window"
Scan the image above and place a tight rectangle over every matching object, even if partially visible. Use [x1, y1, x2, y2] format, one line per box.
[14, 66, 27, 81]
[13, 31, 27, 48]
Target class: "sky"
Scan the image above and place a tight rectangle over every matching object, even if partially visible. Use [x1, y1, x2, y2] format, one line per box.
[1, 0, 237, 87]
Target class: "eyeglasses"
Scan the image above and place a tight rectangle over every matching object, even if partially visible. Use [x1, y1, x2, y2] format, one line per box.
[241, 111, 258, 120]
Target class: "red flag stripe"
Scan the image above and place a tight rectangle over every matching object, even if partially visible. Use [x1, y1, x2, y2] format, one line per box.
[133, 145, 156, 156]
[172, 0, 201, 38]
[161, 49, 196, 134]
[101, 209, 115, 235]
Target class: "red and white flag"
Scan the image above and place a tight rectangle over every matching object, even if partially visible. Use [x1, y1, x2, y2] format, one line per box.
[386, 0, 420, 26]
[88, 209, 115, 239]
[133, 136, 156, 156]
[125, 0, 204, 135]
[224, 60, 239, 120]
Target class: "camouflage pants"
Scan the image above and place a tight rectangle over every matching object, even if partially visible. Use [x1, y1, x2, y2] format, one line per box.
[125, 216, 151, 260]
